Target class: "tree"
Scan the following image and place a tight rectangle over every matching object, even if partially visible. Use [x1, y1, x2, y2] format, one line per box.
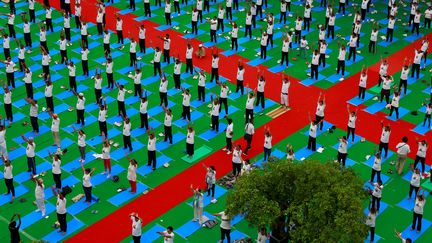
[225, 159, 369, 242]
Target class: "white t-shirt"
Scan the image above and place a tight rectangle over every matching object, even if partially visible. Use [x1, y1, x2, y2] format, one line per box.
[127, 164, 137, 181]
[396, 142, 410, 155]
[51, 118, 60, 132]
[117, 90, 125, 102]
[164, 114, 172, 126]
[246, 96, 255, 109]
[163, 231, 174, 243]
[82, 174, 92, 187]
[131, 216, 142, 236]
[372, 157, 381, 171]
[148, 137, 156, 151]
[3, 165, 12, 179]
[76, 97, 85, 110]
[211, 103, 220, 116]
[414, 198, 426, 214]
[154, 51, 162, 62]
[416, 143, 427, 158]
[309, 123, 317, 138]
[186, 130, 195, 144]
[51, 159, 62, 176]
[78, 134, 86, 147]
[35, 183, 45, 199]
[380, 129, 390, 143]
[411, 173, 420, 187]
[245, 123, 254, 135]
[98, 109, 106, 122]
[102, 146, 110, 159]
[338, 140, 347, 154]
[182, 93, 191, 107]
[26, 143, 36, 157]
[219, 211, 232, 230]
[226, 123, 233, 138]
[56, 196, 67, 214]
[3, 91, 11, 104]
[123, 122, 131, 136]
[316, 104, 325, 117]
[264, 135, 272, 149]
[348, 115, 356, 128]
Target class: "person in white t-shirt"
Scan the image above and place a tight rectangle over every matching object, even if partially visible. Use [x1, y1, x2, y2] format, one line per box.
[307, 113, 322, 151]
[244, 119, 255, 155]
[260, 30, 269, 59]
[230, 21, 239, 51]
[411, 192, 426, 232]
[398, 58, 410, 95]
[152, 46, 162, 76]
[396, 136, 410, 175]
[281, 73, 290, 109]
[125, 154, 138, 193]
[181, 88, 191, 121]
[411, 49, 423, 79]
[72, 126, 86, 163]
[315, 93, 326, 131]
[80, 162, 95, 204]
[369, 22, 378, 54]
[377, 122, 391, 159]
[114, 81, 127, 116]
[336, 136, 348, 167]
[213, 211, 232, 243]
[1, 57, 15, 88]
[414, 139, 428, 174]
[186, 123, 195, 159]
[31, 177, 46, 217]
[209, 16, 218, 42]
[49, 112, 61, 147]
[147, 128, 157, 170]
[204, 165, 217, 203]
[263, 127, 272, 161]
[190, 185, 203, 223]
[144, 0, 152, 17]
[256, 71, 266, 114]
[425, 6, 432, 29]
[159, 73, 169, 107]
[72, 91, 86, 126]
[210, 95, 221, 132]
[366, 203, 377, 242]
[408, 168, 421, 199]
[133, 65, 142, 97]
[21, 135, 37, 175]
[310, 49, 320, 80]
[210, 49, 219, 82]
[257, 227, 269, 243]
[386, 15, 395, 42]
[389, 87, 401, 119]
[115, 14, 124, 46]
[157, 226, 174, 243]
[2, 156, 15, 202]
[164, 0, 172, 25]
[129, 213, 142, 242]
[346, 105, 357, 143]
[0, 123, 7, 158]
[173, 56, 182, 89]
[163, 107, 173, 144]
[121, 114, 133, 152]
[2, 85, 13, 123]
[101, 133, 112, 177]
[412, 9, 421, 36]
[195, 69, 207, 102]
[51, 187, 67, 235]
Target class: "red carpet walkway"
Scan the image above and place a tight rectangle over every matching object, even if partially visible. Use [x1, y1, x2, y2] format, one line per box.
[35, 1, 432, 242]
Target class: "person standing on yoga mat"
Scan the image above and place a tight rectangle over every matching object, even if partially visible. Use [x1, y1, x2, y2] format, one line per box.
[130, 212, 142, 243]
[173, 56, 182, 90]
[103, 29, 111, 54]
[336, 136, 348, 167]
[147, 128, 157, 170]
[411, 49, 423, 80]
[190, 185, 204, 223]
[2, 84, 13, 123]
[386, 15, 395, 42]
[129, 37, 137, 67]
[94, 68, 103, 104]
[158, 226, 174, 242]
[411, 191, 426, 233]
[396, 136, 410, 175]
[336, 42, 346, 78]
[378, 58, 389, 87]
[31, 177, 46, 217]
[121, 113, 133, 152]
[263, 127, 272, 161]
[0, 31, 11, 59]
[73, 91, 85, 126]
[389, 87, 401, 120]
[72, 126, 86, 163]
[210, 48, 219, 82]
[97, 98, 108, 137]
[1, 57, 15, 89]
[369, 22, 378, 54]
[186, 122, 195, 159]
[414, 138, 428, 175]
[74, 3, 81, 30]
[217, 81, 229, 115]
[100, 133, 112, 178]
[105, 56, 114, 90]
[48, 151, 62, 190]
[365, 203, 377, 243]
[9, 213, 21, 243]
[159, 73, 169, 108]
[22, 135, 37, 175]
[80, 162, 95, 205]
[115, 14, 124, 48]
[236, 60, 245, 95]
[132, 65, 142, 97]
[66, 59, 77, 91]
[421, 39, 429, 69]
[213, 211, 232, 243]
[210, 95, 220, 133]
[44, 75, 55, 113]
[204, 164, 217, 203]
[399, 59, 410, 96]
[163, 107, 173, 144]
[307, 113, 321, 152]
[25, 98, 39, 134]
[2, 156, 14, 203]
[244, 119, 254, 155]
[315, 93, 325, 131]
[79, 21, 89, 49]
[232, 144, 243, 178]
[22, 64, 33, 99]
[256, 70, 266, 115]
[380, 75, 393, 104]
[151, 45, 162, 76]
[371, 181, 383, 213]
[125, 154, 138, 193]
[310, 48, 319, 80]
[140, 93, 149, 130]
[223, 117, 234, 154]
[408, 168, 421, 199]
[49, 112, 61, 148]
[0, 122, 7, 158]
[52, 187, 67, 235]
[115, 81, 127, 117]
[195, 69, 207, 102]
[370, 148, 382, 183]
[378, 121, 390, 158]
[40, 46, 51, 76]
[346, 105, 357, 143]
[80, 42, 90, 77]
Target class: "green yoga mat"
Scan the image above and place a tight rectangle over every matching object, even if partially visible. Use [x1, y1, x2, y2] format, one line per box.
[181, 145, 213, 163]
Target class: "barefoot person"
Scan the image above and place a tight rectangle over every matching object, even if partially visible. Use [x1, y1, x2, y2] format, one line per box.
[80, 162, 95, 205]
[52, 186, 67, 235]
[191, 184, 203, 223]
[125, 153, 138, 193]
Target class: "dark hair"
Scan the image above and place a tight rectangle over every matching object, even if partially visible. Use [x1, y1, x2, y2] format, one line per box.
[402, 136, 408, 143]
[9, 221, 16, 227]
[85, 168, 91, 173]
[167, 226, 173, 231]
[210, 165, 215, 170]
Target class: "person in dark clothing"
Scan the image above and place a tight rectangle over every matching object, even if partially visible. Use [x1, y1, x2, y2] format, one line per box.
[9, 213, 21, 243]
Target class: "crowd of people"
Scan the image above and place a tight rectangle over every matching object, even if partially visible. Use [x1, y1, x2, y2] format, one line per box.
[1, 0, 432, 242]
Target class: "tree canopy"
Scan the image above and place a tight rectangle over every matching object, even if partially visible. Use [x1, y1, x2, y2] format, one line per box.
[225, 159, 369, 242]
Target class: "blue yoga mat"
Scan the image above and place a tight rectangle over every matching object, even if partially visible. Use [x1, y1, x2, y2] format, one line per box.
[141, 224, 165, 242]
[400, 219, 432, 241]
[378, 37, 399, 47]
[147, 101, 176, 116]
[408, 74, 424, 85]
[302, 121, 333, 137]
[326, 72, 349, 83]
[386, 107, 410, 121]
[344, 158, 357, 167]
[268, 64, 291, 74]
[247, 56, 273, 67]
[13, 125, 50, 144]
[198, 123, 227, 141]
[218, 230, 248, 243]
[156, 133, 187, 151]
[294, 143, 323, 161]
[228, 91, 242, 100]
[44, 176, 80, 200]
[42, 218, 85, 242]
[364, 233, 381, 243]
[14, 162, 52, 184]
[37, 138, 74, 158]
[111, 141, 145, 160]
[8, 147, 26, 161]
[130, 127, 148, 138]
[156, 22, 180, 31]
[176, 212, 215, 238]
[253, 99, 277, 113]
[68, 198, 100, 216]
[108, 183, 148, 206]
[397, 197, 416, 211]
[91, 164, 125, 187]
[348, 92, 374, 106]
[39, 104, 70, 120]
[136, 154, 172, 176]
[173, 111, 204, 128]
[142, 75, 160, 86]
[0, 185, 29, 206]
[57, 90, 74, 100]
[21, 203, 56, 229]
[364, 102, 386, 114]
[62, 151, 96, 172]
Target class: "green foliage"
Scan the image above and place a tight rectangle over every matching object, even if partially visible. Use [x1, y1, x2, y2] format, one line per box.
[225, 159, 369, 242]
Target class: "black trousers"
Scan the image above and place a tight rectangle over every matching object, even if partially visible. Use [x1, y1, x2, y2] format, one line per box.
[24, 33, 32, 48]
[236, 80, 244, 95]
[107, 73, 114, 89]
[319, 54, 326, 67]
[130, 0, 136, 10]
[371, 169, 381, 183]
[211, 115, 219, 131]
[281, 51, 289, 66]
[46, 96, 54, 112]
[338, 3, 345, 14]
[82, 60, 89, 76]
[337, 60, 345, 75]
[29, 9, 36, 23]
[57, 213, 67, 232]
[174, 74, 181, 89]
[165, 13, 171, 25]
[378, 142, 388, 158]
[399, 79, 408, 95]
[380, 89, 390, 103]
[371, 196, 381, 214]
[117, 30, 124, 44]
[260, 45, 267, 59]
[217, 18, 224, 32]
[163, 49, 170, 63]
[411, 63, 420, 79]
[118, 101, 126, 116]
[75, 16, 81, 29]
[226, 7, 232, 20]
[412, 23, 420, 35]
[25, 83, 34, 99]
[207, 183, 215, 197]
[53, 173, 62, 189]
[307, 136, 316, 151]
[42, 65, 50, 76]
[4, 103, 13, 122]
[220, 228, 231, 242]
[123, 135, 132, 151]
[311, 64, 318, 80]
[412, 213, 423, 232]
[6, 72, 14, 88]
[164, 125, 173, 143]
[3, 48, 10, 59]
[147, 150, 156, 168]
[425, 18, 431, 29]
[219, 98, 228, 114]
[337, 152, 347, 167]
[231, 38, 238, 51]
[5, 178, 15, 197]
[210, 68, 219, 82]
[97, 23, 103, 35]
[46, 18, 53, 32]
[348, 47, 356, 61]
[60, 50, 68, 64]
[304, 18, 311, 31]
[210, 29, 217, 42]
[130, 52, 137, 67]
[27, 156, 36, 174]
[280, 11, 287, 24]
[386, 28, 394, 42]
[256, 92, 265, 109]
[409, 185, 420, 198]
[99, 121, 108, 136]
[347, 126, 355, 142]
[159, 92, 168, 107]
[198, 86, 205, 101]
[232, 162, 241, 176]
[154, 62, 161, 76]
[30, 116, 39, 133]
[191, 21, 198, 35]
[327, 25, 335, 39]
[424, 114, 431, 127]
[104, 43, 111, 54]
[144, 3, 151, 17]
[182, 105, 191, 121]
[245, 108, 253, 123]
[69, 76, 77, 91]
[389, 106, 399, 119]
[226, 137, 232, 151]
[132, 235, 141, 243]
[358, 87, 366, 99]
[139, 38, 146, 53]
[245, 24, 252, 38]
[76, 109, 85, 125]
[140, 113, 148, 129]
[83, 186, 92, 203]
[414, 156, 426, 173]
[369, 40, 376, 53]
[244, 134, 252, 154]
[134, 84, 142, 97]
[186, 58, 193, 74]
[174, 2, 180, 13]
[8, 25, 16, 38]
